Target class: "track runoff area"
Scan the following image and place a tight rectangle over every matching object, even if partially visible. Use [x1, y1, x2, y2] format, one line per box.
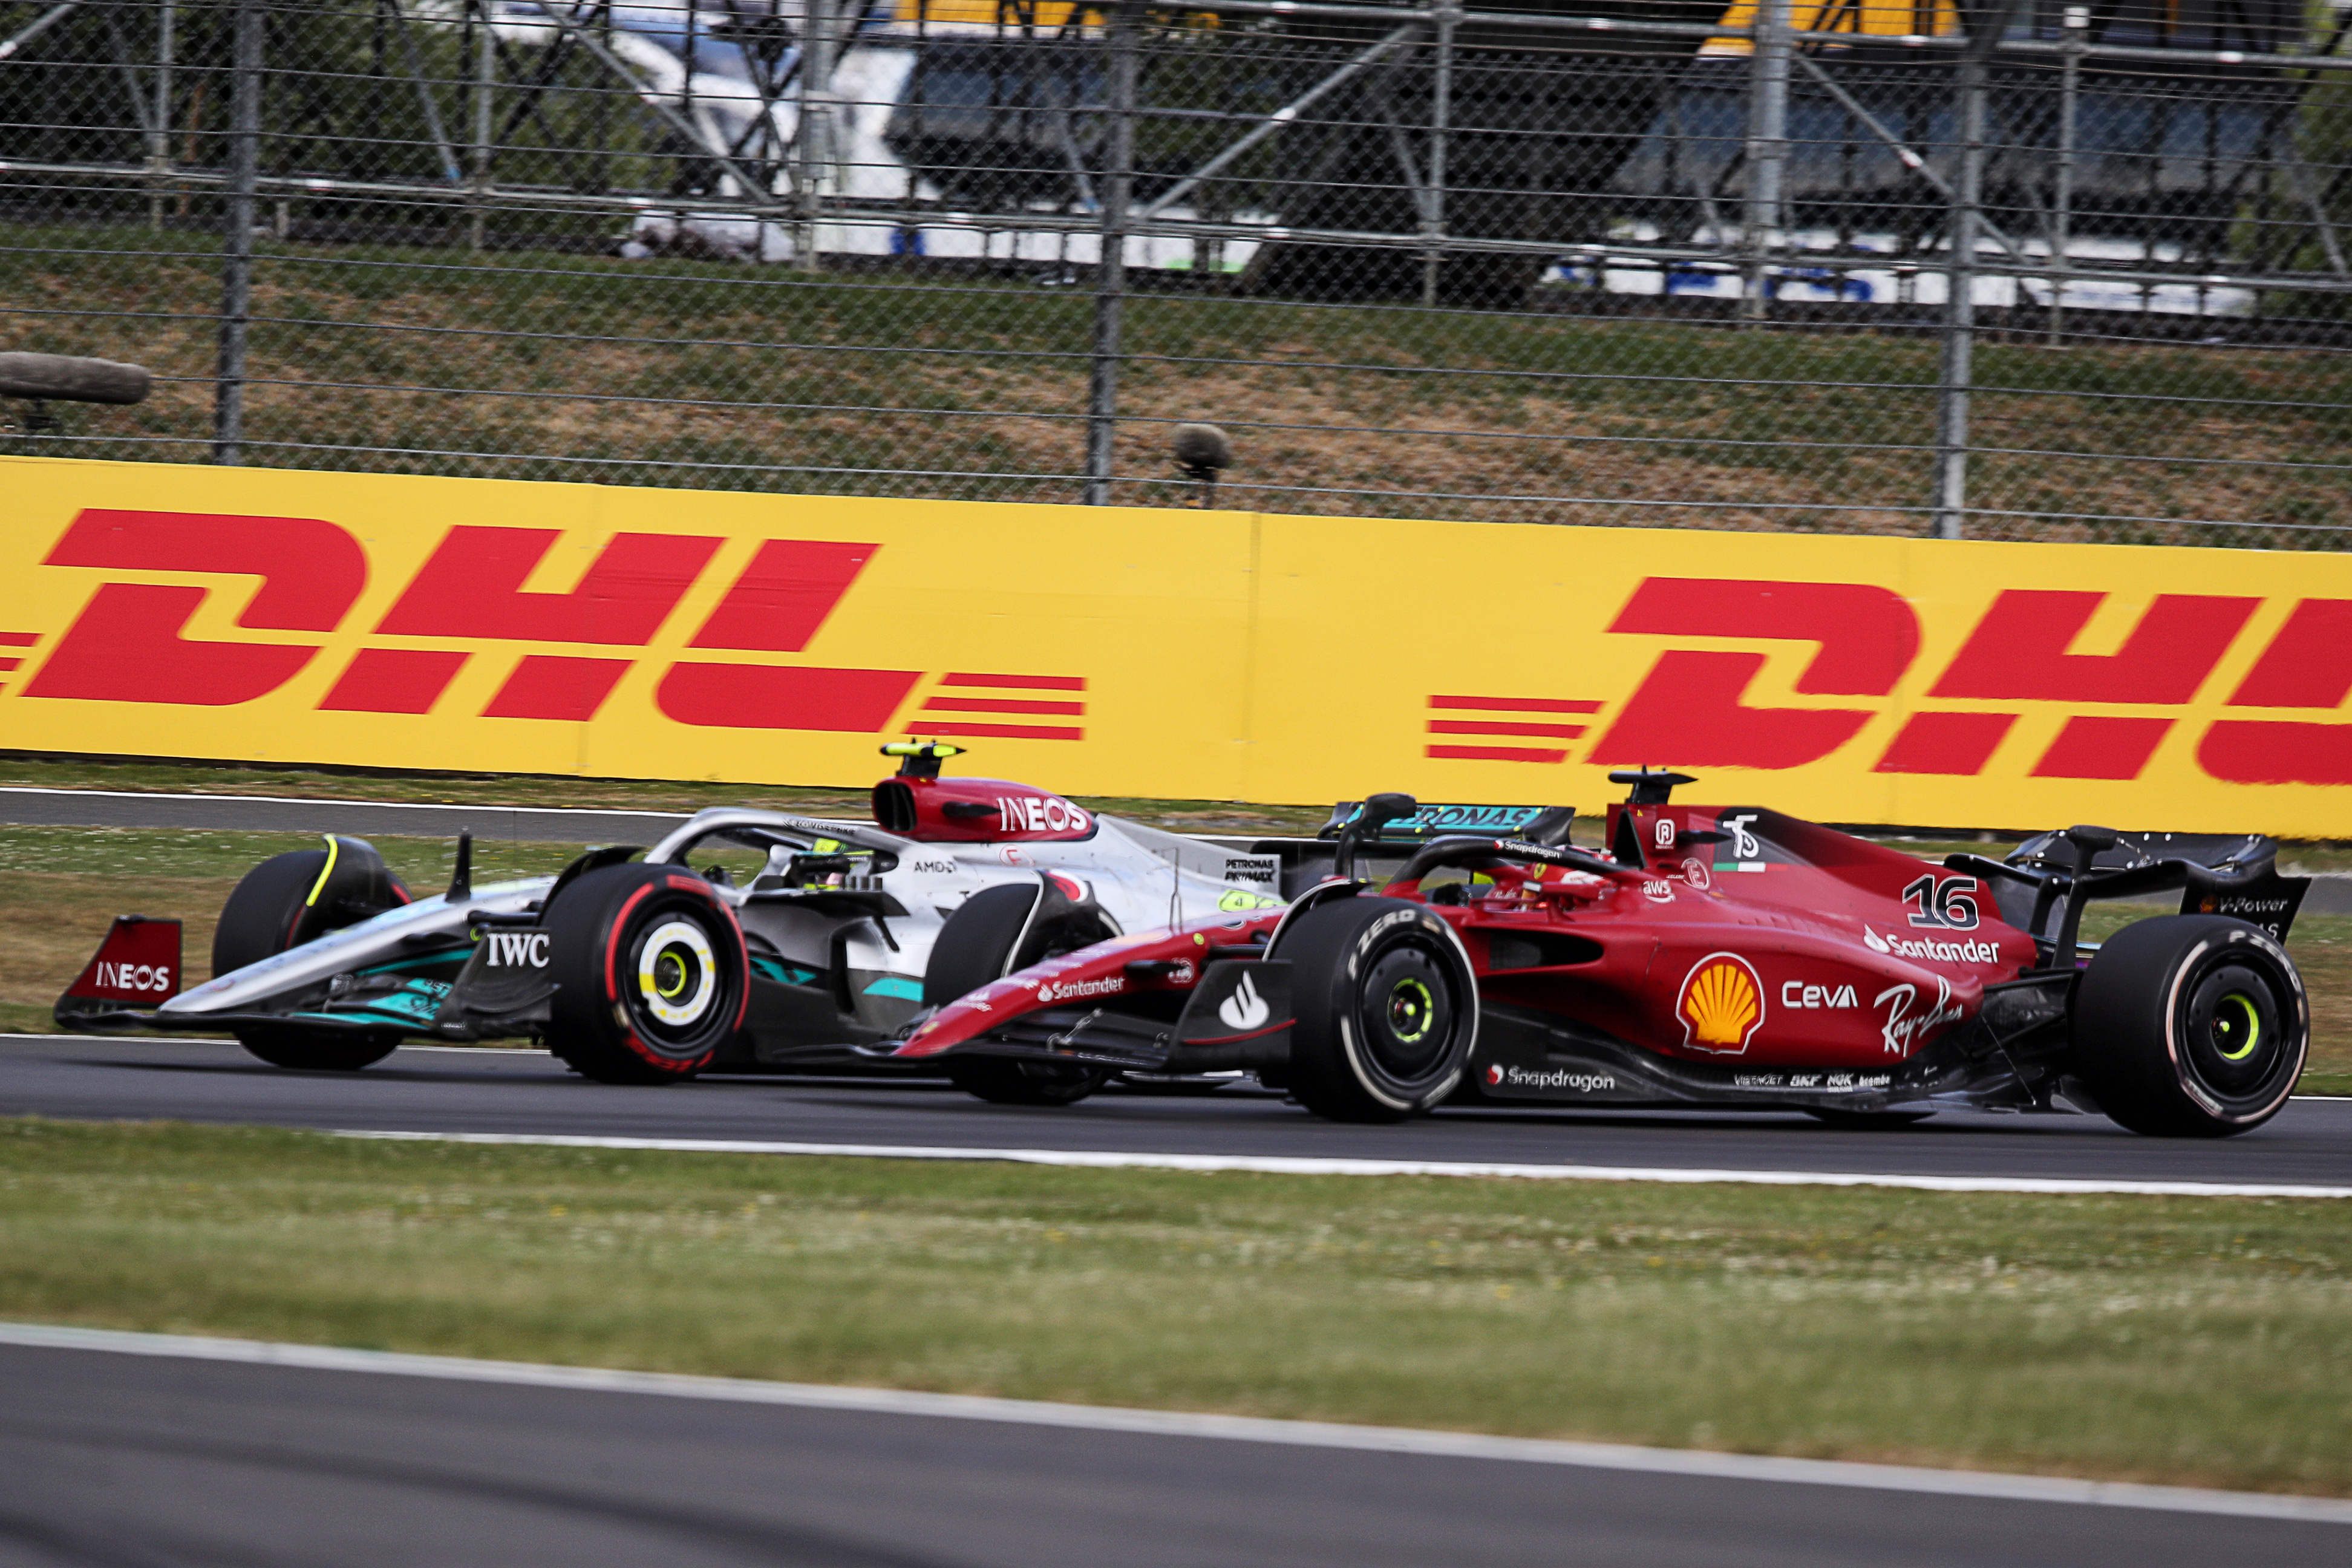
[8, 791, 2352, 1551]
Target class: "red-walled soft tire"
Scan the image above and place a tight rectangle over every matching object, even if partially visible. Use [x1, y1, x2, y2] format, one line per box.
[543, 863, 746, 1085]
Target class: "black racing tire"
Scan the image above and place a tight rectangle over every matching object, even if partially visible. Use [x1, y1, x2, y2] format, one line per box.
[924, 881, 1120, 1009]
[235, 1028, 400, 1072]
[212, 850, 330, 977]
[2073, 915, 2307, 1138]
[1278, 897, 1477, 1123]
[946, 1056, 1114, 1106]
[923, 884, 1045, 1007]
[542, 863, 747, 1085]
[1802, 1109, 1935, 1130]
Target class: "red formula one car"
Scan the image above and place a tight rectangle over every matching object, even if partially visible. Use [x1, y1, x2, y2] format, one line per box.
[885, 771, 2311, 1137]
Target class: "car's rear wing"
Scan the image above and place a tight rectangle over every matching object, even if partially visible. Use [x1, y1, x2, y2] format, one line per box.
[1947, 824, 2310, 967]
[1312, 800, 1574, 846]
[1240, 802, 1573, 900]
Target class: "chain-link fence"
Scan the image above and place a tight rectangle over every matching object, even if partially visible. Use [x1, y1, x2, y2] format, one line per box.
[5, 0, 2352, 541]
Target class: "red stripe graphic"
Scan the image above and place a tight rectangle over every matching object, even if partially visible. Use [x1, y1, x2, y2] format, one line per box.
[920, 722, 1085, 741]
[1425, 693, 1599, 763]
[923, 696, 1085, 716]
[909, 672, 1088, 742]
[1426, 720, 1585, 739]
[0, 632, 39, 647]
[1429, 695, 1601, 713]
[942, 672, 1086, 691]
[1427, 745, 1571, 764]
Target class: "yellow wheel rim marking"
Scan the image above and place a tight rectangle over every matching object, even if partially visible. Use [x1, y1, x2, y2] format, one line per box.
[2214, 992, 2261, 1062]
[638, 918, 719, 1027]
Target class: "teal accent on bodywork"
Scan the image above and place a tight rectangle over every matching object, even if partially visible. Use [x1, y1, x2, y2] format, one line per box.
[860, 975, 925, 1000]
[750, 956, 821, 987]
[304, 979, 453, 1027]
[356, 948, 475, 978]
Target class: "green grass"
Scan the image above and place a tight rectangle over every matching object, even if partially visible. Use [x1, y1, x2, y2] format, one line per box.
[1, 1117, 2346, 1494]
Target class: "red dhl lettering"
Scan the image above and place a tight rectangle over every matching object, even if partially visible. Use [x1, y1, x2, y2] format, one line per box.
[22, 528, 2352, 786]
[24, 509, 367, 706]
[21, 512, 930, 733]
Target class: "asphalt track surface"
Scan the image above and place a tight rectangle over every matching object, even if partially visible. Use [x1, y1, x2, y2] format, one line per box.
[8, 1034, 2351, 1186]
[2, 1338, 2343, 1568]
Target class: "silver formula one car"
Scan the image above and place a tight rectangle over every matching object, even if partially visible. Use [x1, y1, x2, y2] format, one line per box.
[56, 743, 1285, 1091]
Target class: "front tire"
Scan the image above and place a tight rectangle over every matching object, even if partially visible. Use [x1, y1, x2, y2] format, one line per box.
[1278, 897, 1477, 1123]
[213, 851, 332, 978]
[543, 864, 747, 1085]
[2073, 915, 2307, 1137]
[217, 851, 404, 1073]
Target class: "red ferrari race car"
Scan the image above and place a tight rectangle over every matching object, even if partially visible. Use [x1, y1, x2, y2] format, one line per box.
[884, 771, 2312, 1137]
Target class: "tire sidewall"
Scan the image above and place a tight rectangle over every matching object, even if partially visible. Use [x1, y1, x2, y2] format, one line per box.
[2076, 915, 2308, 1135]
[547, 863, 747, 1079]
[212, 850, 329, 976]
[1282, 897, 1478, 1119]
[2155, 923, 2306, 1126]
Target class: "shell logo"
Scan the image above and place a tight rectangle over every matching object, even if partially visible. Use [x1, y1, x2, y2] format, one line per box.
[1677, 953, 1765, 1054]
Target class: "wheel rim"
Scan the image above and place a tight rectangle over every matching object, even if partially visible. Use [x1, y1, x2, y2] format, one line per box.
[2180, 961, 2288, 1103]
[622, 904, 734, 1058]
[1354, 941, 1456, 1085]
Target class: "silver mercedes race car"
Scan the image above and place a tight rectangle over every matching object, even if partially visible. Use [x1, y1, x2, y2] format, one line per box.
[56, 742, 1285, 1090]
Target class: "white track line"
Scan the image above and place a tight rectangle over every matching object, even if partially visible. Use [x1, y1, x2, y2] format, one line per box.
[333, 1129, 2352, 1198]
[1, 1321, 2342, 1524]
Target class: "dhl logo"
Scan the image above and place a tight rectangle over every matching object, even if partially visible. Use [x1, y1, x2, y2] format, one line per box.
[8, 460, 2352, 834]
[5, 509, 1086, 740]
[1426, 577, 2352, 788]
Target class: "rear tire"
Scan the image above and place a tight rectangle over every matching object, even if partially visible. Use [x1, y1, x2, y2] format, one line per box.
[543, 864, 746, 1085]
[947, 1057, 1112, 1106]
[2073, 915, 2307, 1137]
[235, 1028, 399, 1071]
[1278, 897, 1476, 1123]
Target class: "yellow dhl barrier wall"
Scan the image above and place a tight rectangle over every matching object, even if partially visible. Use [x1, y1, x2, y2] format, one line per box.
[8, 454, 2352, 836]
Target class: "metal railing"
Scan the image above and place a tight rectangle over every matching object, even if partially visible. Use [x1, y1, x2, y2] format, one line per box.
[5, 0, 2352, 542]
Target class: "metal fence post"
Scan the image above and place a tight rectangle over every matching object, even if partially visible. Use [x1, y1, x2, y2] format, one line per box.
[1741, 0, 1791, 322]
[1932, 0, 2022, 540]
[212, 0, 262, 466]
[796, 0, 834, 270]
[2045, 3, 2086, 347]
[147, 0, 174, 230]
[1420, 1, 1456, 307]
[1085, 0, 1138, 507]
[469, 0, 493, 252]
